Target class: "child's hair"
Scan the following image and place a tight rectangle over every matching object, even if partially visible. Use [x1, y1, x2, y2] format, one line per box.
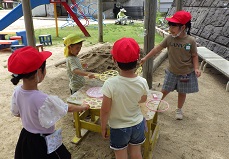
[69, 41, 83, 47]
[10, 61, 46, 85]
[117, 61, 137, 71]
[185, 21, 191, 35]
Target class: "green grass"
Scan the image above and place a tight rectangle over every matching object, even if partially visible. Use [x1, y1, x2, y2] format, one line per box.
[34, 23, 164, 47]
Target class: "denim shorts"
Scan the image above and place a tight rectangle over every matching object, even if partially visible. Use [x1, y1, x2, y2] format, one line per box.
[109, 120, 145, 150]
[162, 69, 199, 93]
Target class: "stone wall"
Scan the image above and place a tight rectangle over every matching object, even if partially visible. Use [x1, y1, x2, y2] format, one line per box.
[167, 0, 229, 60]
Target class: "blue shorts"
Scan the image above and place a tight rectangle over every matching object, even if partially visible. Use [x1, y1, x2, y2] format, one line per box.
[162, 69, 199, 93]
[109, 120, 145, 150]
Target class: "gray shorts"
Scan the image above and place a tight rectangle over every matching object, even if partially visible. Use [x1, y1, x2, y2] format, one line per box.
[162, 69, 199, 93]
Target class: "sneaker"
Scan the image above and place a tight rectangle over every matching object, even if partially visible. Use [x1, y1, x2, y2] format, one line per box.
[175, 108, 183, 120]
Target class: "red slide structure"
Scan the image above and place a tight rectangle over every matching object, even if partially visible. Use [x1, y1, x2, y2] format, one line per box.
[70, 0, 89, 27]
[50, 0, 90, 37]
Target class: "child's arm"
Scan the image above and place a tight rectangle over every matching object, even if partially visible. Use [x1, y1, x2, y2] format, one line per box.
[192, 53, 201, 77]
[68, 103, 90, 112]
[139, 95, 147, 103]
[11, 94, 20, 117]
[117, 12, 120, 19]
[100, 95, 112, 139]
[73, 69, 95, 79]
[38, 95, 89, 129]
[140, 45, 164, 64]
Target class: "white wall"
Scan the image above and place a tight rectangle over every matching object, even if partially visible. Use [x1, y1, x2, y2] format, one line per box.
[32, 5, 47, 17]
[123, 0, 144, 6]
[159, 0, 173, 13]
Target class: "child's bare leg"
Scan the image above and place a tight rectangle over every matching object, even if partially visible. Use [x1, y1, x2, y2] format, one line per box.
[129, 144, 143, 159]
[161, 90, 170, 100]
[178, 93, 186, 109]
[114, 148, 128, 159]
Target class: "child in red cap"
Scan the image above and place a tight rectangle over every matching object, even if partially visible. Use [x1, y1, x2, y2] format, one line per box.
[7, 46, 89, 159]
[100, 38, 149, 159]
[141, 10, 201, 120]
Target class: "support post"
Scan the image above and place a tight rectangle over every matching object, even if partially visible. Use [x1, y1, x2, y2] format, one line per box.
[143, 0, 157, 89]
[98, 0, 103, 42]
[54, 3, 59, 37]
[176, 0, 183, 11]
[22, 0, 35, 47]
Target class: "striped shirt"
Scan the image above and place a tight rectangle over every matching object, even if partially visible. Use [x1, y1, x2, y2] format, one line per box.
[66, 56, 85, 92]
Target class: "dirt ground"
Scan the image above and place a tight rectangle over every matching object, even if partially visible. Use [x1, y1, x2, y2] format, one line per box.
[0, 42, 229, 159]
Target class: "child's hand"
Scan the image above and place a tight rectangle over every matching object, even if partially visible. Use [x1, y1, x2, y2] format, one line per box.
[101, 127, 109, 139]
[79, 103, 90, 113]
[87, 73, 95, 79]
[68, 103, 89, 112]
[140, 57, 146, 65]
[82, 63, 88, 70]
[195, 69, 201, 77]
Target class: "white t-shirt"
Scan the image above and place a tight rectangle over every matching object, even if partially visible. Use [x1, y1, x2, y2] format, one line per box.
[102, 75, 149, 128]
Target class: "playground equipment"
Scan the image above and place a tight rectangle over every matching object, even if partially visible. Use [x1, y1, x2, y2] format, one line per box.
[0, 0, 50, 31]
[39, 34, 52, 46]
[0, 30, 27, 50]
[50, 0, 90, 36]
[0, 0, 92, 50]
[61, 0, 105, 29]
[0, 0, 90, 37]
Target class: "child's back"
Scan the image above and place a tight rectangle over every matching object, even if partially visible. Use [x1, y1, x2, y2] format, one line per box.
[100, 38, 149, 159]
[8, 46, 89, 159]
[103, 75, 148, 128]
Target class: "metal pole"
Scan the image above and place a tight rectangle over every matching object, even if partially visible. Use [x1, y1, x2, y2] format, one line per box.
[176, 0, 183, 11]
[143, 0, 157, 89]
[98, 0, 103, 42]
[22, 0, 36, 47]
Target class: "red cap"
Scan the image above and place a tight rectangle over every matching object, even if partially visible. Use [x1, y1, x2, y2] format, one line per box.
[111, 38, 140, 63]
[8, 46, 52, 74]
[166, 10, 192, 25]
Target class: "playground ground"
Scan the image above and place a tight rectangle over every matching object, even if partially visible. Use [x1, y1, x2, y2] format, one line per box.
[0, 9, 116, 31]
[1, 9, 229, 159]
